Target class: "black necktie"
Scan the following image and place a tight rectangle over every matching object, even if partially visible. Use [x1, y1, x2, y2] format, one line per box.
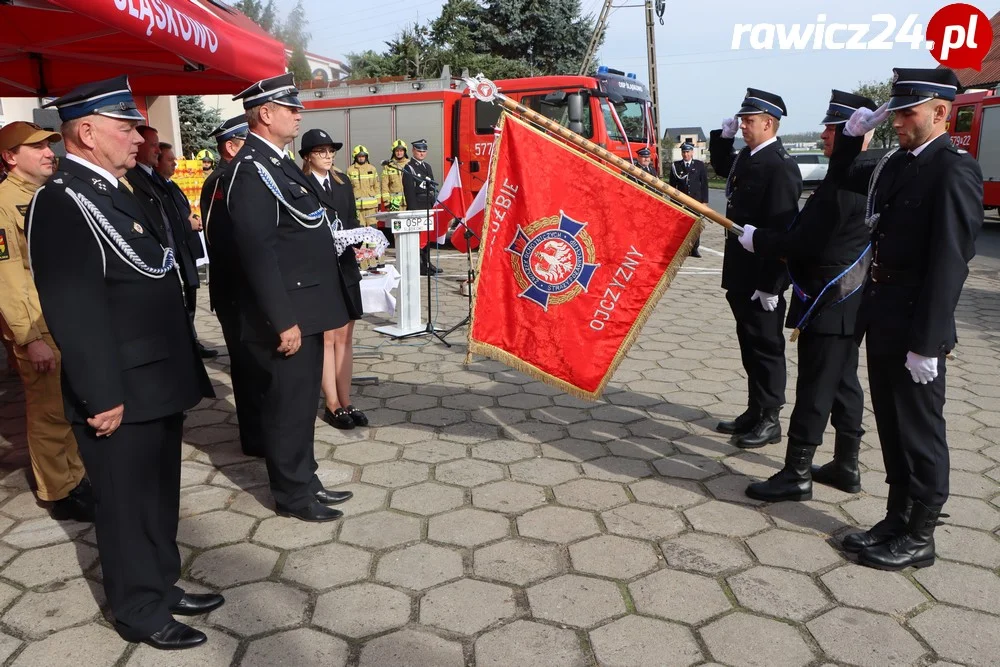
[323, 178, 332, 196]
[685, 162, 691, 169]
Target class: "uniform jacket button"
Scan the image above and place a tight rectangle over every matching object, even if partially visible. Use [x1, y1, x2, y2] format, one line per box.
[296, 281, 301, 286]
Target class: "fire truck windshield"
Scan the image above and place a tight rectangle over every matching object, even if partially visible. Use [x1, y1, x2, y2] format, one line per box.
[601, 99, 650, 144]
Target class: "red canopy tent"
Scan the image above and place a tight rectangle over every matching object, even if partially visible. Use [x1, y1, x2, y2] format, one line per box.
[0, 0, 287, 97]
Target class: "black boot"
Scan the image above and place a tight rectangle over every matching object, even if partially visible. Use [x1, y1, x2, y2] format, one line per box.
[717, 403, 761, 435]
[736, 408, 781, 449]
[811, 432, 862, 493]
[859, 500, 942, 570]
[745, 440, 815, 502]
[842, 485, 911, 553]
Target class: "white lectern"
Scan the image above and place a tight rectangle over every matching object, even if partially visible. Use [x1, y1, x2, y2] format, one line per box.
[372, 209, 442, 338]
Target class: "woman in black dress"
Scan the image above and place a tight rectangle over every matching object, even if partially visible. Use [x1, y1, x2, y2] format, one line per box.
[300, 129, 368, 430]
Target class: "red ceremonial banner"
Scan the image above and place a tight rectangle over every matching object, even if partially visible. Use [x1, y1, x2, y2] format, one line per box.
[469, 114, 700, 399]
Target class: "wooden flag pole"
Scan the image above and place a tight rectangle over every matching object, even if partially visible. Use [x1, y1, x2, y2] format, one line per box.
[463, 75, 743, 235]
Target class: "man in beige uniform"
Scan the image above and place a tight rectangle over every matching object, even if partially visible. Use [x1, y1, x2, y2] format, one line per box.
[0, 121, 93, 522]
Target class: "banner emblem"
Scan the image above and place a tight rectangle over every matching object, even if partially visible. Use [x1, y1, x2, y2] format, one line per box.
[507, 212, 599, 311]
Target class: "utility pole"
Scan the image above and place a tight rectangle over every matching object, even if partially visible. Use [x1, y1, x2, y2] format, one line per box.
[645, 0, 662, 148]
[580, 0, 614, 76]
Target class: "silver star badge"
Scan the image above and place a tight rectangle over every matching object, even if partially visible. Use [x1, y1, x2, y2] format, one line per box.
[270, 156, 281, 166]
[91, 178, 107, 192]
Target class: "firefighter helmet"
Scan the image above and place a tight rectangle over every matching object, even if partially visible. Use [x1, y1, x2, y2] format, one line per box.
[196, 148, 217, 164]
[352, 145, 369, 159]
[391, 139, 407, 151]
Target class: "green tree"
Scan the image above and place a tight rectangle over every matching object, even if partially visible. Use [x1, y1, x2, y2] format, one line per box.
[178, 96, 222, 157]
[281, 1, 312, 84]
[854, 78, 896, 148]
[234, 0, 278, 33]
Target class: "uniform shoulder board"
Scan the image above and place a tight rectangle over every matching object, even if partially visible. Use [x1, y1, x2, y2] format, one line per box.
[244, 154, 253, 160]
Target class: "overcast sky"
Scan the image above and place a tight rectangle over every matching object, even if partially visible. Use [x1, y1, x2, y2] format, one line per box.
[300, 0, 996, 133]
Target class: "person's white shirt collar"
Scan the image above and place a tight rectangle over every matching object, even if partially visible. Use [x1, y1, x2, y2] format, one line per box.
[64, 153, 119, 189]
[311, 171, 330, 189]
[138, 162, 154, 176]
[250, 132, 288, 160]
[908, 134, 940, 158]
[750, 136, 779, 156]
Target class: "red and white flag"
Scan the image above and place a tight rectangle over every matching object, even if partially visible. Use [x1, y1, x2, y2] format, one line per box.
[451, 185, 487, 253]
[421, 160, 467, 247]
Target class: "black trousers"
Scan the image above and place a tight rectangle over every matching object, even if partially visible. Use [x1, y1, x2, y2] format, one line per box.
[184, 284, 199, 337]
[726, 289, 787, 410]
[74, 415, 184, 641]
[867, 348, 949, 506]
[215, 302, 265, 456]
[246, 333, 323, 509]
[788, 332, 864, 445]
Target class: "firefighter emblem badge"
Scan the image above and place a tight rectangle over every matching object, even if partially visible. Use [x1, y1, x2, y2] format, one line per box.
[0, 229, 9, 261]
[506, 211, 599, 311]
[132, 222, 144, 234]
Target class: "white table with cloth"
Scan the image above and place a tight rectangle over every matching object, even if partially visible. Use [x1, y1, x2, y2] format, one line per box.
[353, 265, 401, 385]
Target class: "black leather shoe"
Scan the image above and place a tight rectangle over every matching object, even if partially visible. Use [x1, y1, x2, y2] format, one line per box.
[716, 405, 761, 435]
[197, 342, 218, 359]
[811, 432, 862, 493]
[169, 593, 225, 616]
[842, 485, 911, 553]
[736, 408, 782, 448]
[745, 440, 815, 502]
[50, 480, 95, 523]
[345, 405, 369, 427]
[315, 488, 353, 505]
[322, 407, 355, 430]
[429, 262, 443, 274]
[690, 247, 702, 258]
[276, 501, 344, 522]
[859, 500, 942, 570]
[142, 620, 207, 650]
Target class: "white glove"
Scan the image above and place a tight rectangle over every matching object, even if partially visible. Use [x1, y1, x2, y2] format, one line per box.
[751, 290, 779, 312]
[738, 224, 756, 253]
[905, 351, 939, 384]
[721, 117, 740, 139]
[845, 102, 890, 137]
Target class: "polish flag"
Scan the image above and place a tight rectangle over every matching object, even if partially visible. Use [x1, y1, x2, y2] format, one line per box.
[451, 185, 487, 253]
[421, 160, 466, 247]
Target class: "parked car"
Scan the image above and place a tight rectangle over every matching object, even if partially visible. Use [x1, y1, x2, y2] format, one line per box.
[792, 153, 829, 187]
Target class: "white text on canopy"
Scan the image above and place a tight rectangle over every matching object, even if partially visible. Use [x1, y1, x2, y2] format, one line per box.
[114, 0, 219, 53]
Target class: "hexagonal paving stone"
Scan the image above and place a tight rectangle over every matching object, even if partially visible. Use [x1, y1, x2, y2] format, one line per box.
[630, 570, 731, 624]
[411, 407, 468, 427]
[570, 535, 659, 580]
[517, 506, 601, 543]
[4, 577, 103, 638]
[660, 532, 754, 574]
[509, 458, 581, 486]
[528, 574, 626, 628]
[252, 516, 337, 549]
[475, 620, 588, 667]
[728, 566, 830, 622]
[280, 542, 372, 590]
[208, 581, 308, 636]
[653, 454, 726, 480]
[178, 485, 234, 518]
[212, 460, 270, 490]
[0, 631, 19, 665]
[472, 440, 538, 463]
[313, 583, 411, 639]
[601, 503, 685, 540]
[552, 479, 629, 511]
[820, 565, 927, 615]
[746, 529, 843, 573]
[428, 507, 509, 547]
[909, 604, 1000, 667]
[334, 483, 388, 515]
[375, 543, 463, 590]
[241, 628, 348, 667]
[581, 456, 653, 483]
[360, 460, 429, 488]
[474, 539, 565, 585]
[435, 459, 505, 487]
[189, 543, 279, 588]
[590, 616, 703, 667]
[703, 474, 767, 506]
[943, 496, 1000, 530]
[333, 441, 399, 465]
[1, 516, 90, 549]
[808, 607, 926, 665]
[542, 438, 607, 461]
[914, 561, 1000, 614]
[372, 425, 436, 445]
[10, 625, 123, 667]
[763, 499, 852, 536]
[390, 482, 465, 516]
[473, 481, 548, 513]
[684, 500, 769, 537]
[629, 477, 707, 508]
[357, 629, 464, 667]
[176, 510, 255, 548]
[700, 612, 815, 667]
[568, 421, 629, 442]
[935, 524, 1000, 568]
[401, 441, 468, 464]
[2, 541, 98, 587]
[420, 578, 517, 635]
[607, 437, 677, 460]
[338, 510, 421, 549]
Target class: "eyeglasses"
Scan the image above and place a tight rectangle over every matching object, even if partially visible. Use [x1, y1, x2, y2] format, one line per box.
[311, 149, 336, 157]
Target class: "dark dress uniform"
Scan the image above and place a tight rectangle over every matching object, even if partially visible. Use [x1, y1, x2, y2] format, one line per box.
[668, 149, 709, 255]
[311, 168, 364, 319]
[223, 125, 349, 514]
[709, 88, 802, 447]
[839, 68, 983, 570]
[402, 141, 439, 274]
[202, 153, 266, 458]
[29, 153, 213, 640]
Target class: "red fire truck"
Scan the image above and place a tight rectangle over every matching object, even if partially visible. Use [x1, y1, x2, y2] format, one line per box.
[297, 66, 657, 206]
[948, 89, 1000, 210]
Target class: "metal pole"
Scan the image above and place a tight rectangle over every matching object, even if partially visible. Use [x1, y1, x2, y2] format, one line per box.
[645, 0, 661, 155]
[579, 0, 615, 76]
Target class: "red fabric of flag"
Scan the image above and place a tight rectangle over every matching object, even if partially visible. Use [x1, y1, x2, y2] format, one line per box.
[469, 114, 700, 399]
[420, 160, 466, 248]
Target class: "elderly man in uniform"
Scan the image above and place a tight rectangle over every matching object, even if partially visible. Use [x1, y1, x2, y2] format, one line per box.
[28, 76, 219, 649]
[403, 139, 442, 276]
[669, 142, 708, 257]
[838, 68, 983, 570]
[0, 122, 93, 522]
[633, 146, 657, 176]
[200, 115, 264, 458]
[710, 89, 803, 448]
[221, 73, 353, 522]
[736, 90, 877, 503]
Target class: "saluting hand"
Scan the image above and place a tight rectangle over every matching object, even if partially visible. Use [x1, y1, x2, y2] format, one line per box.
[721, 117, 740, 139]
[751, 290, 779, 312]
[845, 103, 890, 137]
[278, 325, 302, 357]
[88, 403, 124, 438]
